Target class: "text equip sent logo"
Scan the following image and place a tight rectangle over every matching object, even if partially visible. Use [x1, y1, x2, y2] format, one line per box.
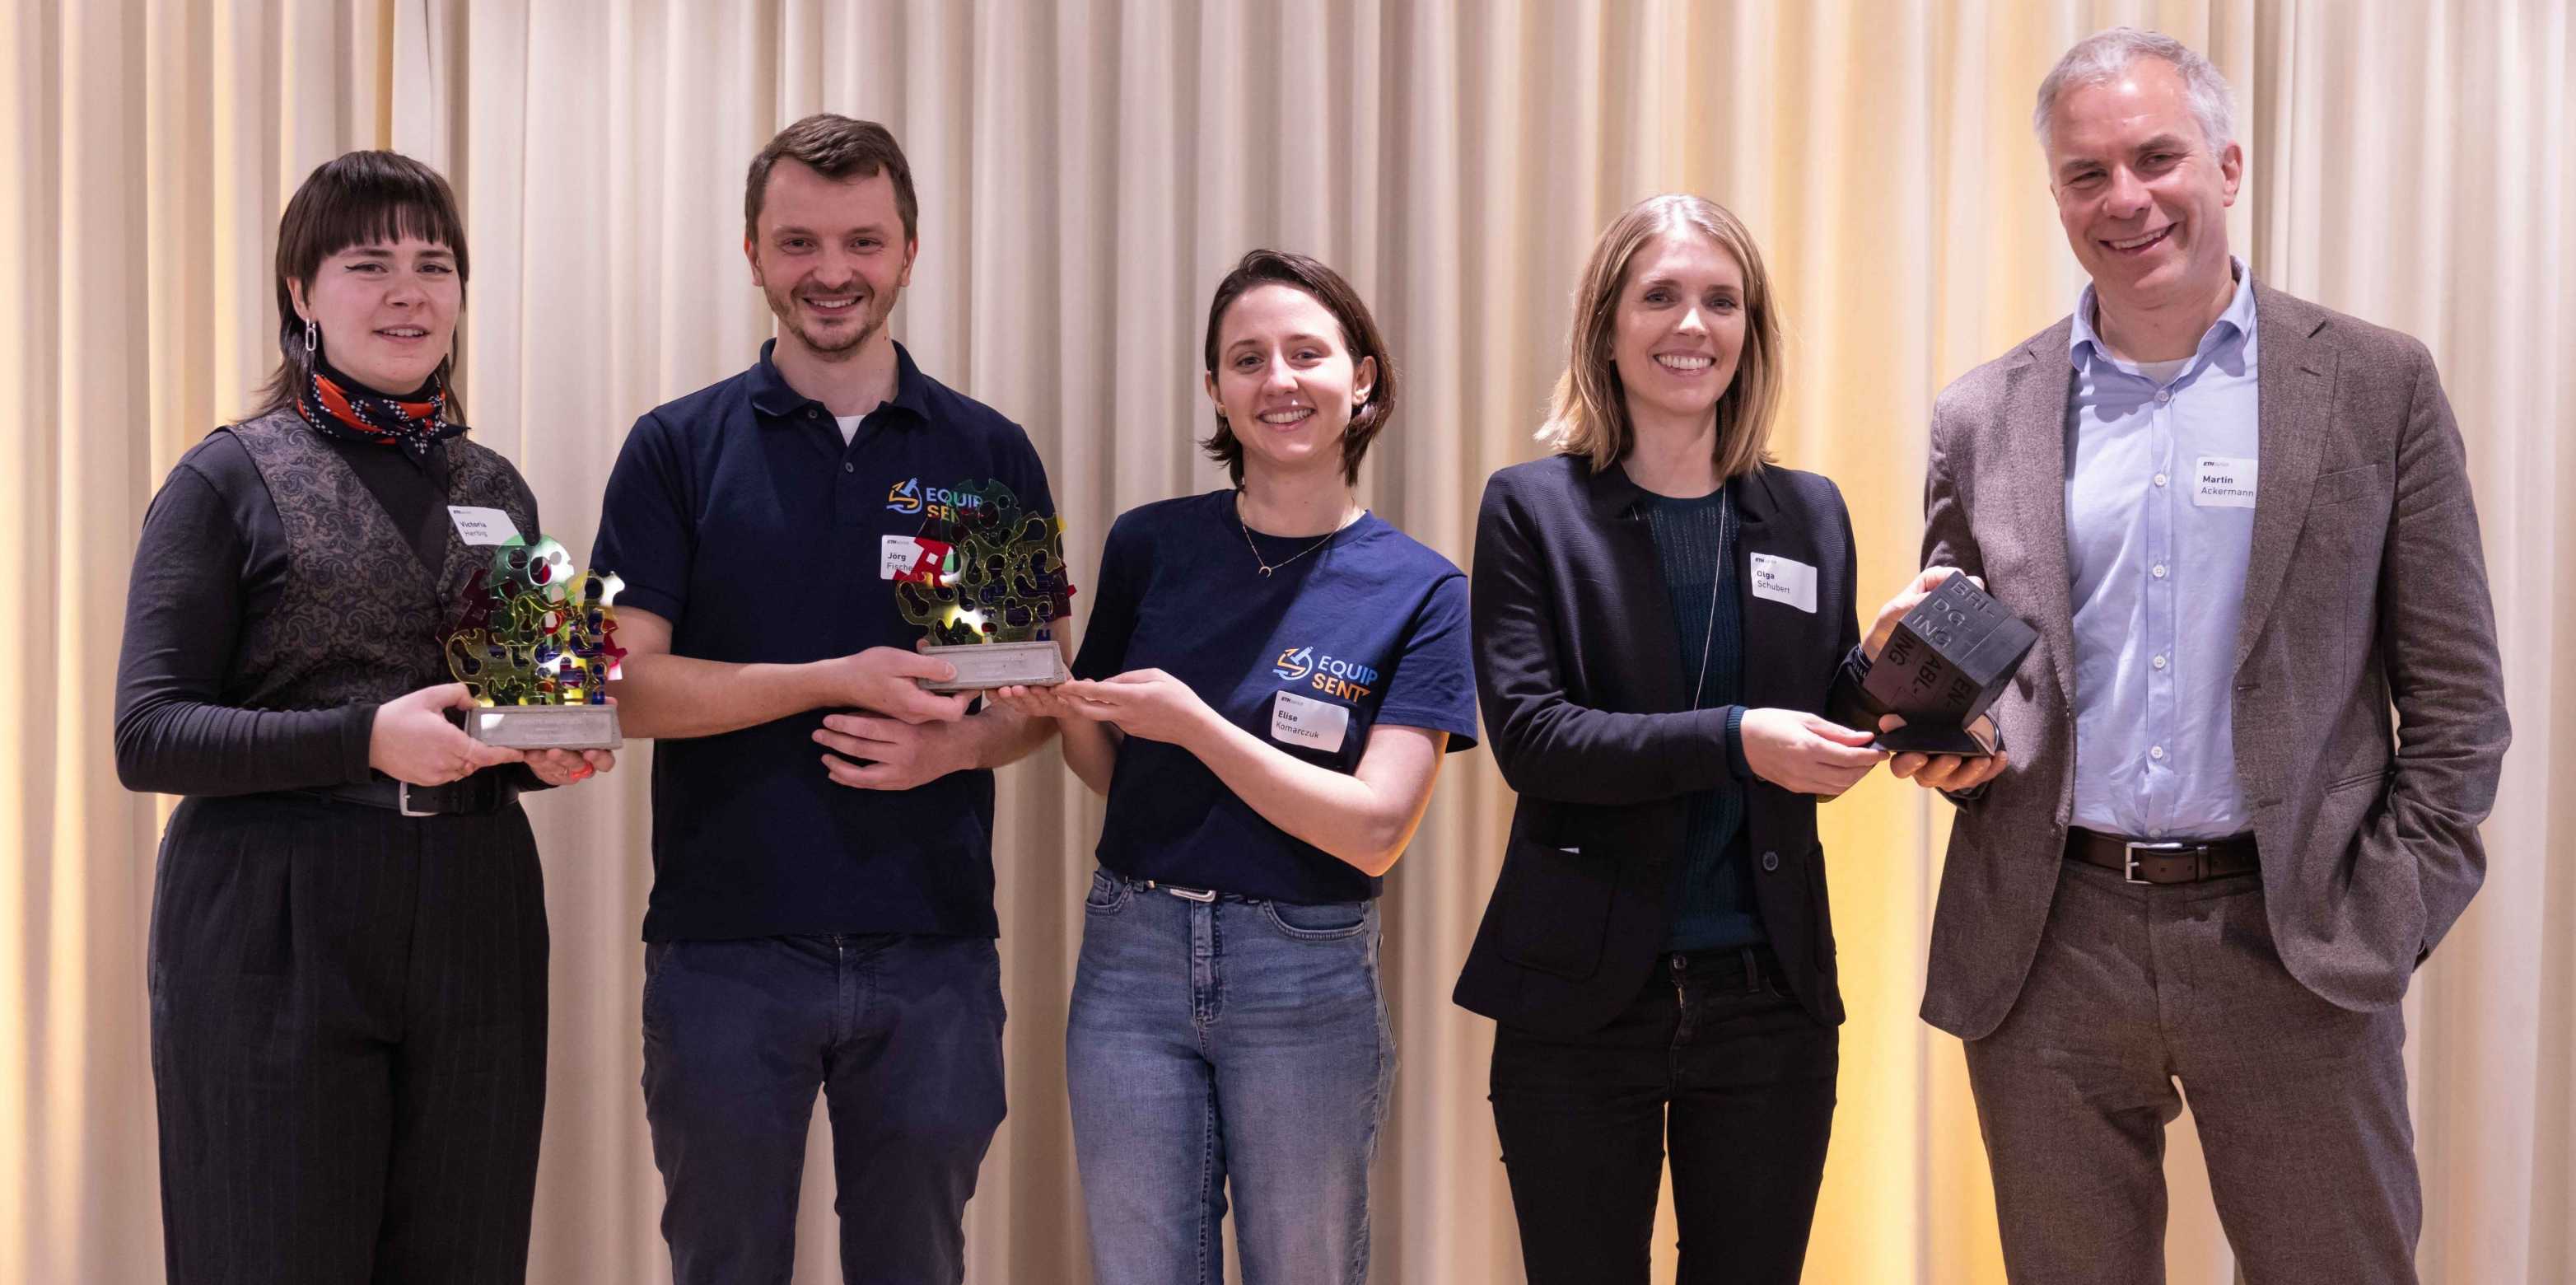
[885, 479, 990, 520]
[1273, 646, 1379, 701]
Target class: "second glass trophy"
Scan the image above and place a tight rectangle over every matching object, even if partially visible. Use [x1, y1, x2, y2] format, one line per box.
[889, 479, 1073, 693]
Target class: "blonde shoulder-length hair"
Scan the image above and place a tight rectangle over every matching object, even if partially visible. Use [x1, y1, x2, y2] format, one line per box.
[1538, 194, 1782, 479]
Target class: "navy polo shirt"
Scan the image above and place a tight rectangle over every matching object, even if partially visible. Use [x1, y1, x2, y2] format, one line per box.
[595, 340, 1057, 942]
[1072, 491, 1480, 904]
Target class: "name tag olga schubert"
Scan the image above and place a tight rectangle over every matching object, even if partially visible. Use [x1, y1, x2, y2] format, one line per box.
[1749, 553, 1818, 613]
[1271, 689, 1351, 754]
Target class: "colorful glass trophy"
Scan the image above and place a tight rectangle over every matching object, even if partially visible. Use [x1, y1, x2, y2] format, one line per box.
[442, 536, 627, 749]
[889, 479, 1073, 693]
[1862, 571, 2036, 759]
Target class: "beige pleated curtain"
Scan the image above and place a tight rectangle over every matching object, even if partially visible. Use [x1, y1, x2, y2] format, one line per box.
[4, 2, 2570, 1283]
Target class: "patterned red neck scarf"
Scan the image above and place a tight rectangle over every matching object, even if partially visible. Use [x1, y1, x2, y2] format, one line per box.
[294, 358, 466, 460]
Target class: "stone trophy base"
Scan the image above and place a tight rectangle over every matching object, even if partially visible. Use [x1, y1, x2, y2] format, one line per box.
[1873, 717, 1998, 758]
[467, 703, 623, 750]
[918, 639, 1068, 693]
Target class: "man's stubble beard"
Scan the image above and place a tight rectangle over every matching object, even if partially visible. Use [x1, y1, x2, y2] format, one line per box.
[764, 282, 890, 362]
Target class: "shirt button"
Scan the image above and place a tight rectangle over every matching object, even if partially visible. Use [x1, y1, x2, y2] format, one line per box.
[2154, 390, 2172, 405]
[2149, 745, 2167, 761]
[2152, 563, 2168, 579]
[843, 462, 855, 474]
[806, 409, 819, 419]
[2153, 472, 2168, 488]
[2152, 655, 2168, 671]
[1760, 850, 1780, 872]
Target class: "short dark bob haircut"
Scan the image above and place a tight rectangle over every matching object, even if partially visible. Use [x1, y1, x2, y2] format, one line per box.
[250, 150, 469, 419]
[1198, 249, 1398, 488]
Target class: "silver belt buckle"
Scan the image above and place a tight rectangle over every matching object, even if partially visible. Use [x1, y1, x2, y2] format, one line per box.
[398, 782, 436, 818]
[2123, 840, 2189, 884]
[1144, 879, 1217, 904]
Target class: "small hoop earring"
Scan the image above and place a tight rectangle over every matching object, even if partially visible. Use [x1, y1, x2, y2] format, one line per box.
[302, 318, 317, 354]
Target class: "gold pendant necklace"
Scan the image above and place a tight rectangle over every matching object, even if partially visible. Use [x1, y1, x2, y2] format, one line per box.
[1237, 497, 1358, 577]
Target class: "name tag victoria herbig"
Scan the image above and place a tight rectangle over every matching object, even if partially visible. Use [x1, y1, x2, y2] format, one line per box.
[889, 479, 1074, 693]
[442, 538, 628, 750]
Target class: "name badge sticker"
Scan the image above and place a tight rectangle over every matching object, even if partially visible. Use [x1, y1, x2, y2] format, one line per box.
[881, 535, 923, 580]
[1271, 689, 1351, 755]
[1749, 553, 1818, 614]
[2193, 456, 2258, 508]
[447, 506, 520, 547]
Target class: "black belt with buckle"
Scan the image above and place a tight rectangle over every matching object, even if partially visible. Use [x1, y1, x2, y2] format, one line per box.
[2065, 827, 2259, 885]
[296, 773, 522, 817]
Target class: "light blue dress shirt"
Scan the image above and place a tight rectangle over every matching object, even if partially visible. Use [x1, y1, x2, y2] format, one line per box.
[2064, 260, 2258, 839]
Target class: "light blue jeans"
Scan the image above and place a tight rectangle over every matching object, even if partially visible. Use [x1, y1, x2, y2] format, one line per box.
[1066, 867, 1395, 1285]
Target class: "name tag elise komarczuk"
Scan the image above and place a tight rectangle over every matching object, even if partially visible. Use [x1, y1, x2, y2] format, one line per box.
[1271, 689, 1351, 754]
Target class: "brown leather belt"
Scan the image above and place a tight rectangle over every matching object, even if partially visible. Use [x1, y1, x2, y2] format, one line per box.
[2065, 827, 2259, 885]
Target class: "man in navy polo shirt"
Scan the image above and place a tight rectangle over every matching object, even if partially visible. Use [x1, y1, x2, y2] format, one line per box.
[595, 114, 1066, 1285]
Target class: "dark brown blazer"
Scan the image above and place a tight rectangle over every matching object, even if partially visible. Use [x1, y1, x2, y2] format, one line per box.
[1920, 280, 2509, 1039]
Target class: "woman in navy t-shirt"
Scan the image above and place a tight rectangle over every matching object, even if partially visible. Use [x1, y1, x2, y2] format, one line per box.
[995, 250, 1477, 1283]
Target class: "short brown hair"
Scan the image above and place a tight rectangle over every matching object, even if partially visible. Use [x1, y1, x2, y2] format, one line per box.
[1199, 250, 1398, 488]
[1539, 194, 1782, 480]
[744, 114, 918, 244]
[251, 151, 469, 418]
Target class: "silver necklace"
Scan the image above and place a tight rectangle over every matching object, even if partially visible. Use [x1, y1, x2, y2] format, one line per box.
[1690, 490, 1730, 709]
[1238, 497, 1357, 577]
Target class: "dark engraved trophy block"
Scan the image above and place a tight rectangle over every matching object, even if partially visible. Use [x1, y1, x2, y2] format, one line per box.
[1861, 572, 2036, 759]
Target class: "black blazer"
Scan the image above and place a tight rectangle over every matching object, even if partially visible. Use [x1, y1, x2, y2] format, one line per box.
[1452, 455, 1873, 1037]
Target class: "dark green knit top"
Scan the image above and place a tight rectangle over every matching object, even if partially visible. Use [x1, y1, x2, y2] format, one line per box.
[1641, 490, 1762, 951]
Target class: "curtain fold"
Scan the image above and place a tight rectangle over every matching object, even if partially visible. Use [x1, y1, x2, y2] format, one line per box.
[3, 2, 2568, 1282]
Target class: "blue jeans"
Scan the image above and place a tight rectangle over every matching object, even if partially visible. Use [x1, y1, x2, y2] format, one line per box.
[641, 933, 1007, 1285]
[1066, 868, 1394, 1285]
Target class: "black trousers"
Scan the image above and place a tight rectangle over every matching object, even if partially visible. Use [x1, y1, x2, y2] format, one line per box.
[1489, 945, 1838, 1285]
[149, 792, 549, 1285]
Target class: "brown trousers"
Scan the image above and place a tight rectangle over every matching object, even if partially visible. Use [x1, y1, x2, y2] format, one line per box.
[1964, 860, 2420, 1285]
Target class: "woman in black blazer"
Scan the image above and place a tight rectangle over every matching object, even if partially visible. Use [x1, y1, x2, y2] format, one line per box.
[1454, 194, 1884, 1285]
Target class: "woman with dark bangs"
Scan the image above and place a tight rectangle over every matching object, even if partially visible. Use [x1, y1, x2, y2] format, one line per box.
[993, 250, 1479, 1283]
[113, 152, 612, 1283]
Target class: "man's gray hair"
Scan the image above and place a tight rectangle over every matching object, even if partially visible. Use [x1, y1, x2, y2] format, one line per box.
[2033, 28, 2235, 154]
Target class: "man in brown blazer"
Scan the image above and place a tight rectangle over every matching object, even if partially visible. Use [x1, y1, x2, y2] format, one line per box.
[1882, 29, 2510, 1284]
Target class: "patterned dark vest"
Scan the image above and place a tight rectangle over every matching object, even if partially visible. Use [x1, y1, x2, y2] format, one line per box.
[227, 410, 539, 712]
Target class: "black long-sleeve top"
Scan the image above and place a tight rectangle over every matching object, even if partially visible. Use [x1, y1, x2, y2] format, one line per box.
[114, 426, 464, 796]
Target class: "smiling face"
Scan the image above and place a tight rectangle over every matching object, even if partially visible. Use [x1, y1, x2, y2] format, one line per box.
[745, 159, 917, 362]
[2045, 54, 2242, 311]
[1204, 283, 1378, 484]
[291, 235, 460, 394]
[1610, 230, 1747, 435]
